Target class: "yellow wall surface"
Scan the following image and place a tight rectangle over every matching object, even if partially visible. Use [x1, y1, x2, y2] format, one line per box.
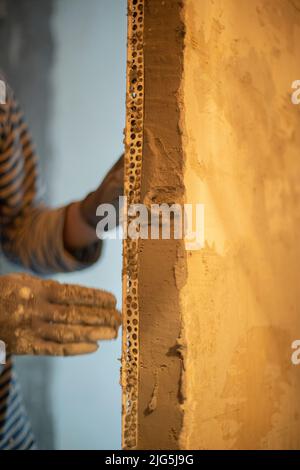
[180, 0, 300, 449]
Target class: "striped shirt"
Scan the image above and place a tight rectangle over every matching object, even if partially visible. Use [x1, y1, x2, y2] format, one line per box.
[0, 77, 101, 450]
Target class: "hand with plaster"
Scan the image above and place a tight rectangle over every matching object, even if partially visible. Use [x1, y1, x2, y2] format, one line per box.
[0, 273, 121, 356]
[63, 154, 124, 252]
[80, 153, 124, 228]
[0, 79, 123, 449]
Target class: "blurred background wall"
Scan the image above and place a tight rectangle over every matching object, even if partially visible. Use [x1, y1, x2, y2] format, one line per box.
[0, 0, 126, 449]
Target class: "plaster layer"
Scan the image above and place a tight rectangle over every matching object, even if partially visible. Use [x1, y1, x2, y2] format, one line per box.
[180, 0, 300, 450]
[136, 0, 186, 450]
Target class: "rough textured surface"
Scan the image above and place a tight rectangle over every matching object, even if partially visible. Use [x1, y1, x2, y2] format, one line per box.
[122, 0, 145, 449]
[180, 0, 300, 450]
[130, 0, 300, 450]
[136, 0, 186, 450]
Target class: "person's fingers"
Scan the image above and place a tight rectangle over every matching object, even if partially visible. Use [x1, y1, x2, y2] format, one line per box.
[105, 156, 124, 185]
[32, 340, 99, 356]
[104, 166, 124, 188]
[110, 154, 124, 173]
[37, 322, 118, 343]
[114, 160, 124, 179]
[12, 329, 99, 356]
[114, 160, 124, 178]
[44, 280, 116, 308]
[41, 303, 121, 328]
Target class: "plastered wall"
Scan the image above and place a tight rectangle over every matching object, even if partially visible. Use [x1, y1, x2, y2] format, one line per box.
[124, 0, 300, 450]
[122, 0, 186, 449]
[180, 0, 300, 450]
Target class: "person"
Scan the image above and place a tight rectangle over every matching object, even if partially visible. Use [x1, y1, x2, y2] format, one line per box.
[0, 76, 124, 450]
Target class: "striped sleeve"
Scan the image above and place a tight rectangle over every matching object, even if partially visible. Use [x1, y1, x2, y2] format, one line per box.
[0, 356, 36, 450]
[0, 82, 102, 274]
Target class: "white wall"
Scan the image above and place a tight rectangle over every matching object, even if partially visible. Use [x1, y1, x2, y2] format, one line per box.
[48, 0, 126, 449]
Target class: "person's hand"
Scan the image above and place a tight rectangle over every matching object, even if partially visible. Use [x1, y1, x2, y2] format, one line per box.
[80, 154, 124, 229]
[0, 273, 121, 356]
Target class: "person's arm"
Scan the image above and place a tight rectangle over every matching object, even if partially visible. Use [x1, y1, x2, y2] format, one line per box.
[64, 153, 124, 250]
[0, 82, 122, 357]
[0, 272, 121, 356]
[0, 83, 123, 274]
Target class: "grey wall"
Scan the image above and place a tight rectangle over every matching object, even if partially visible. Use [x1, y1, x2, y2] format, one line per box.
[0, 0, 126, 449]
[49, 0, 126, 450]
[0, 0, 56, 450]
[0, 0, 54, 188]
